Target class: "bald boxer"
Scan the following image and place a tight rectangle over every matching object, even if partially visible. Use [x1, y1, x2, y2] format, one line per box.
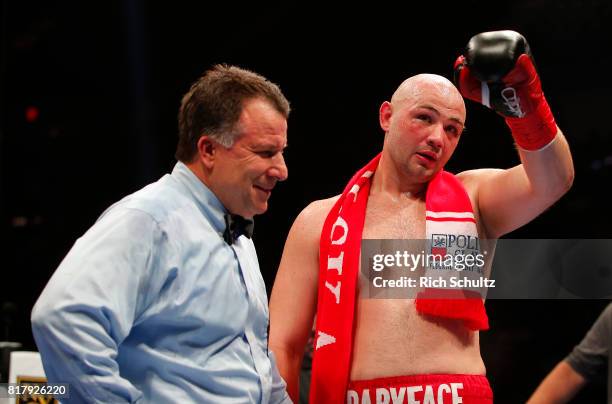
[269, 31, 574, 403]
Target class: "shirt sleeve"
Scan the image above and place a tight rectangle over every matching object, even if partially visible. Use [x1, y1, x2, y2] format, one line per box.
[31, 207, 165, 403]
[564, 303, 612, 381]
[268, 349, 293, 404]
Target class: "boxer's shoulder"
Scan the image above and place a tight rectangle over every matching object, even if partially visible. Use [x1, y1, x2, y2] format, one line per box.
[456, 168, 504, 186]
[456, 168, 505, 201]
[288, 195, 341, 248]
[298, 195, 341, 224]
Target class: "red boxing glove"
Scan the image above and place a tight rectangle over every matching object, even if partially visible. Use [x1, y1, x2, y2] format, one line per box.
[454, 31, 557, 151]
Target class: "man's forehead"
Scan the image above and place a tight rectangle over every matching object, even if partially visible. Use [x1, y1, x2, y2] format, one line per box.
[416, 104, 465, 125]
[237, 98, 288, 141]
[258, 136, 287, 146]
[392, 75, 465, 119]
[241, 131, 287, 147]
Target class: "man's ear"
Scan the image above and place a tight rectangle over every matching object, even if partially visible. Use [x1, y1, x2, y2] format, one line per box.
[196, 135, 216, 169]
[379, 101, 392, 132]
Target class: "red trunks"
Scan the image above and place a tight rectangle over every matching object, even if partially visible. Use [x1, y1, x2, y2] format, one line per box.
[347, 374, 493, 403]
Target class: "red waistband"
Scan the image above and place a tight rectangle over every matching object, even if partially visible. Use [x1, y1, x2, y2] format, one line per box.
[347, 374, 492, 404]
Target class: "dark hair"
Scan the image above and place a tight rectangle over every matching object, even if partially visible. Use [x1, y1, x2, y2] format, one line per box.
[176, 64, 290, 162]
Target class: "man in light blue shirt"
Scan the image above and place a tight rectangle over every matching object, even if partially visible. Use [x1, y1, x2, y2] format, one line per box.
[31, 65, 292, 403]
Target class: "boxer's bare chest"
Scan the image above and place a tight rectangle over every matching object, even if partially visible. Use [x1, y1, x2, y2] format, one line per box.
[362, 193, 426, 239]
[350, 193, 485, 379]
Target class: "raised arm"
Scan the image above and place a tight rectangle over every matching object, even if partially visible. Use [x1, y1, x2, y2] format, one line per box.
[458, 130, 573, 239]
[454, 31, 574, 238]
[269, 198, 334, 403]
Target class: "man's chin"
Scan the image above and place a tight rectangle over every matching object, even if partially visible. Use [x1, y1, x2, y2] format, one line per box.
[249, 201, 268, 217]
[423, 169, 440, 181]
[257, 202, 268, 215]
[411, 165, 440, 181]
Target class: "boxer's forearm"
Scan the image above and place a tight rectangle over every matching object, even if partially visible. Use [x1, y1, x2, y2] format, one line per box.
[518, 127, 574, 202]
[269, 345, 303, 403]
[527, 361, 586, 404]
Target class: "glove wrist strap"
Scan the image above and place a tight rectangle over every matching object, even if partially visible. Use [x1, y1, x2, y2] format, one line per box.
[504, 94, 557, 151]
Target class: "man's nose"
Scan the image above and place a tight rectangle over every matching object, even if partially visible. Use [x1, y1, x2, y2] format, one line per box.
[426, 124, 445, 150]
[269, 153, 288, 181]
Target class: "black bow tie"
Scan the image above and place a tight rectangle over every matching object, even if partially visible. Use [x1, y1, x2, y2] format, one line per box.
[223, 214, 254, 245]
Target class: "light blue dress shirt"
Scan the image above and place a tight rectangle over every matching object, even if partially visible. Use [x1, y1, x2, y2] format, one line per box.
[31, 162, 291, 403]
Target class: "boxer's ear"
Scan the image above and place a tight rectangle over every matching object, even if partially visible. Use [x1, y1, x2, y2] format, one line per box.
[379, 101, 392, 132]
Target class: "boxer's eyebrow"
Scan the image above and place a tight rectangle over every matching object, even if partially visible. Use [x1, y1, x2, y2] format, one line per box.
[420, 105, 465, 127]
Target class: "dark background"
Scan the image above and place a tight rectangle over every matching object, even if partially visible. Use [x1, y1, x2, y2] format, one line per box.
[1, 1, 611, 402]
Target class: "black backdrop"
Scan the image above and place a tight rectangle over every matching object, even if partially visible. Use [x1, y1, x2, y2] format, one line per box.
[2, 1, 611, 402]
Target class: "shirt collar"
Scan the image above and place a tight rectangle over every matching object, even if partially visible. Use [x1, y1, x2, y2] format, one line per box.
[171, 161, 227, 235]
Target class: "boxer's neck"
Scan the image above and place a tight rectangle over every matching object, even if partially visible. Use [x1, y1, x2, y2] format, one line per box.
[372, 153, 428, 200]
